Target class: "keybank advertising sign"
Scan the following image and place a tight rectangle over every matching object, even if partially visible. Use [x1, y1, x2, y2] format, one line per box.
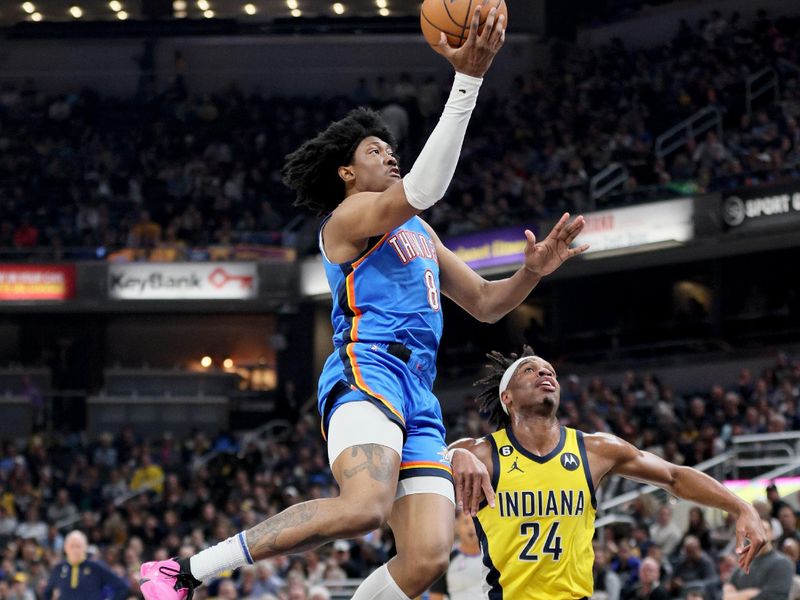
[109, 263, 258, 300]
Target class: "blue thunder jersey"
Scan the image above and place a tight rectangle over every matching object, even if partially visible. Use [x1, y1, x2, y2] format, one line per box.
[317, 215, 443, 404]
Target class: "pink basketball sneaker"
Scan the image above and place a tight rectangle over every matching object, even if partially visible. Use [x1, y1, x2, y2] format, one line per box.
[139, 559, 199, 600]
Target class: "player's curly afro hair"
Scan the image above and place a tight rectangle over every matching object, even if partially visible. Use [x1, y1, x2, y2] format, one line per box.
[473, 345, 537, 429]
[282, 107, 398, 215]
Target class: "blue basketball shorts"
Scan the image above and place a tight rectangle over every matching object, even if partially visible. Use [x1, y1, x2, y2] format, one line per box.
[318, 341, 453, 487]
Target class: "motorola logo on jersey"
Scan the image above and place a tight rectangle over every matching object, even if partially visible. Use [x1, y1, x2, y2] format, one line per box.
[561, 453, 580, 471]
[499, 445, 514, 457]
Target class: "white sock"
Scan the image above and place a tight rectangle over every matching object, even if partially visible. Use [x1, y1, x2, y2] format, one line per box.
[351, 564, 411, 600]
[189, 532, 254, 581]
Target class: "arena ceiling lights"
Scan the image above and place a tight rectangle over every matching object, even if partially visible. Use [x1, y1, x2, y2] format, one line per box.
[3, 0, 416, 24]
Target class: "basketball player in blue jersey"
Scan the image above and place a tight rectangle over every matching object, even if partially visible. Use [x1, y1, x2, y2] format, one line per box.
[449, 347, 767, 599]
[139, 6, 588, 600]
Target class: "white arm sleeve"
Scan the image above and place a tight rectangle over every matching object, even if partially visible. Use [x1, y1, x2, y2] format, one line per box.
[402, 71, 483, 210]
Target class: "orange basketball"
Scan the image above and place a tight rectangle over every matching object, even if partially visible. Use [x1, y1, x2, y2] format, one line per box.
[420, 0, 508, 49]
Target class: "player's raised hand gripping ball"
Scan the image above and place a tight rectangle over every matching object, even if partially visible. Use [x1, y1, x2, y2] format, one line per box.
[421, 0, 508, 48]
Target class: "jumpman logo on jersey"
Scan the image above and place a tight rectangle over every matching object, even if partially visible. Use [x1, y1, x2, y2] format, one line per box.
[507, 457, 524, 474]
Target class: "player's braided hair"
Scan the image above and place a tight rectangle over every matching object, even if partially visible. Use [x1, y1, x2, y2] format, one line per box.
[473, 345, 537, 429]
[282, 107, 398, 215]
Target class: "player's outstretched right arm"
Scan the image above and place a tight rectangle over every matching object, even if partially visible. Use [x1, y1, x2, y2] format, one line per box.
[326, 4, 505, 243]
[586, 433, 767, 573]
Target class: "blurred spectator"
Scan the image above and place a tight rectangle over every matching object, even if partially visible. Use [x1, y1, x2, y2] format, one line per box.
[724, 518, 794, 600]
[15, 506, 48, 546]
[43, 530, 130, 600]
[767, 482, 790, 519]
[754, 500, 784, 541]
[778, 504, 800, 546]
[0, 504, 18, 536]
[681, 507, 713, 554]
[46, 489, 78, 530]
[379, 99, 410, 155]
[672, 536, 717, 596]
[129, 451, 165, 495]
[782, 537, 800, 575]
[9, 572, 36, 600]
[650, 504, 683, 556]
[93, 432, 119, 472]
[212, 578, 237, 599]
[711, 512, 738, 556]
[330, 540, 361, 579]
[251, 560, 284, 596]
[592, 544, 622, 600]
[621, 557, 669, 600]
[717, 553, 739, 588]
[611, 540, 641, 587]
[780, 538, 800, 599]
[308, 585, 331, 600]
[128, 211, 162, 249]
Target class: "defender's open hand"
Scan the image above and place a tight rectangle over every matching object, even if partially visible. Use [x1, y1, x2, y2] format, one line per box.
[523, 213, 589, 278]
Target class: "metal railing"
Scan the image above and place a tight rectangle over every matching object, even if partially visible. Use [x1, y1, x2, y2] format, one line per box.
[238, 419, 293, 453]
[180, 419, 294, 473]
[589, 162, 628, 209]
[745, 456, 800, 484]
[655, 106, 722, 158]
[746, 67, 780, 117]
[731, 430, 800, 447]
[598, 451, 734, 513]
[598, 431, 800, 525]
[54, 480, 161, 533]
[318, 579, 363, 599]
[729, 431, 800, 477]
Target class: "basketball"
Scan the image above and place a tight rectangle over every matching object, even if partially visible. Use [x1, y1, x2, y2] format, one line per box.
[420, 0, 508, 48]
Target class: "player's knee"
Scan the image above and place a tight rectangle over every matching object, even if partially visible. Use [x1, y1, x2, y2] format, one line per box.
[422, 548, 450, 581]
[402, 539, 451, 585]
[353, 505, 389, 534]
[337, 500, 391, 537]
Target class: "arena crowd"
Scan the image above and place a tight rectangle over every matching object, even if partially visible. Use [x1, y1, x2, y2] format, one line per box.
[0, 351, 798, 598]
[0, 11, 798, 258]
